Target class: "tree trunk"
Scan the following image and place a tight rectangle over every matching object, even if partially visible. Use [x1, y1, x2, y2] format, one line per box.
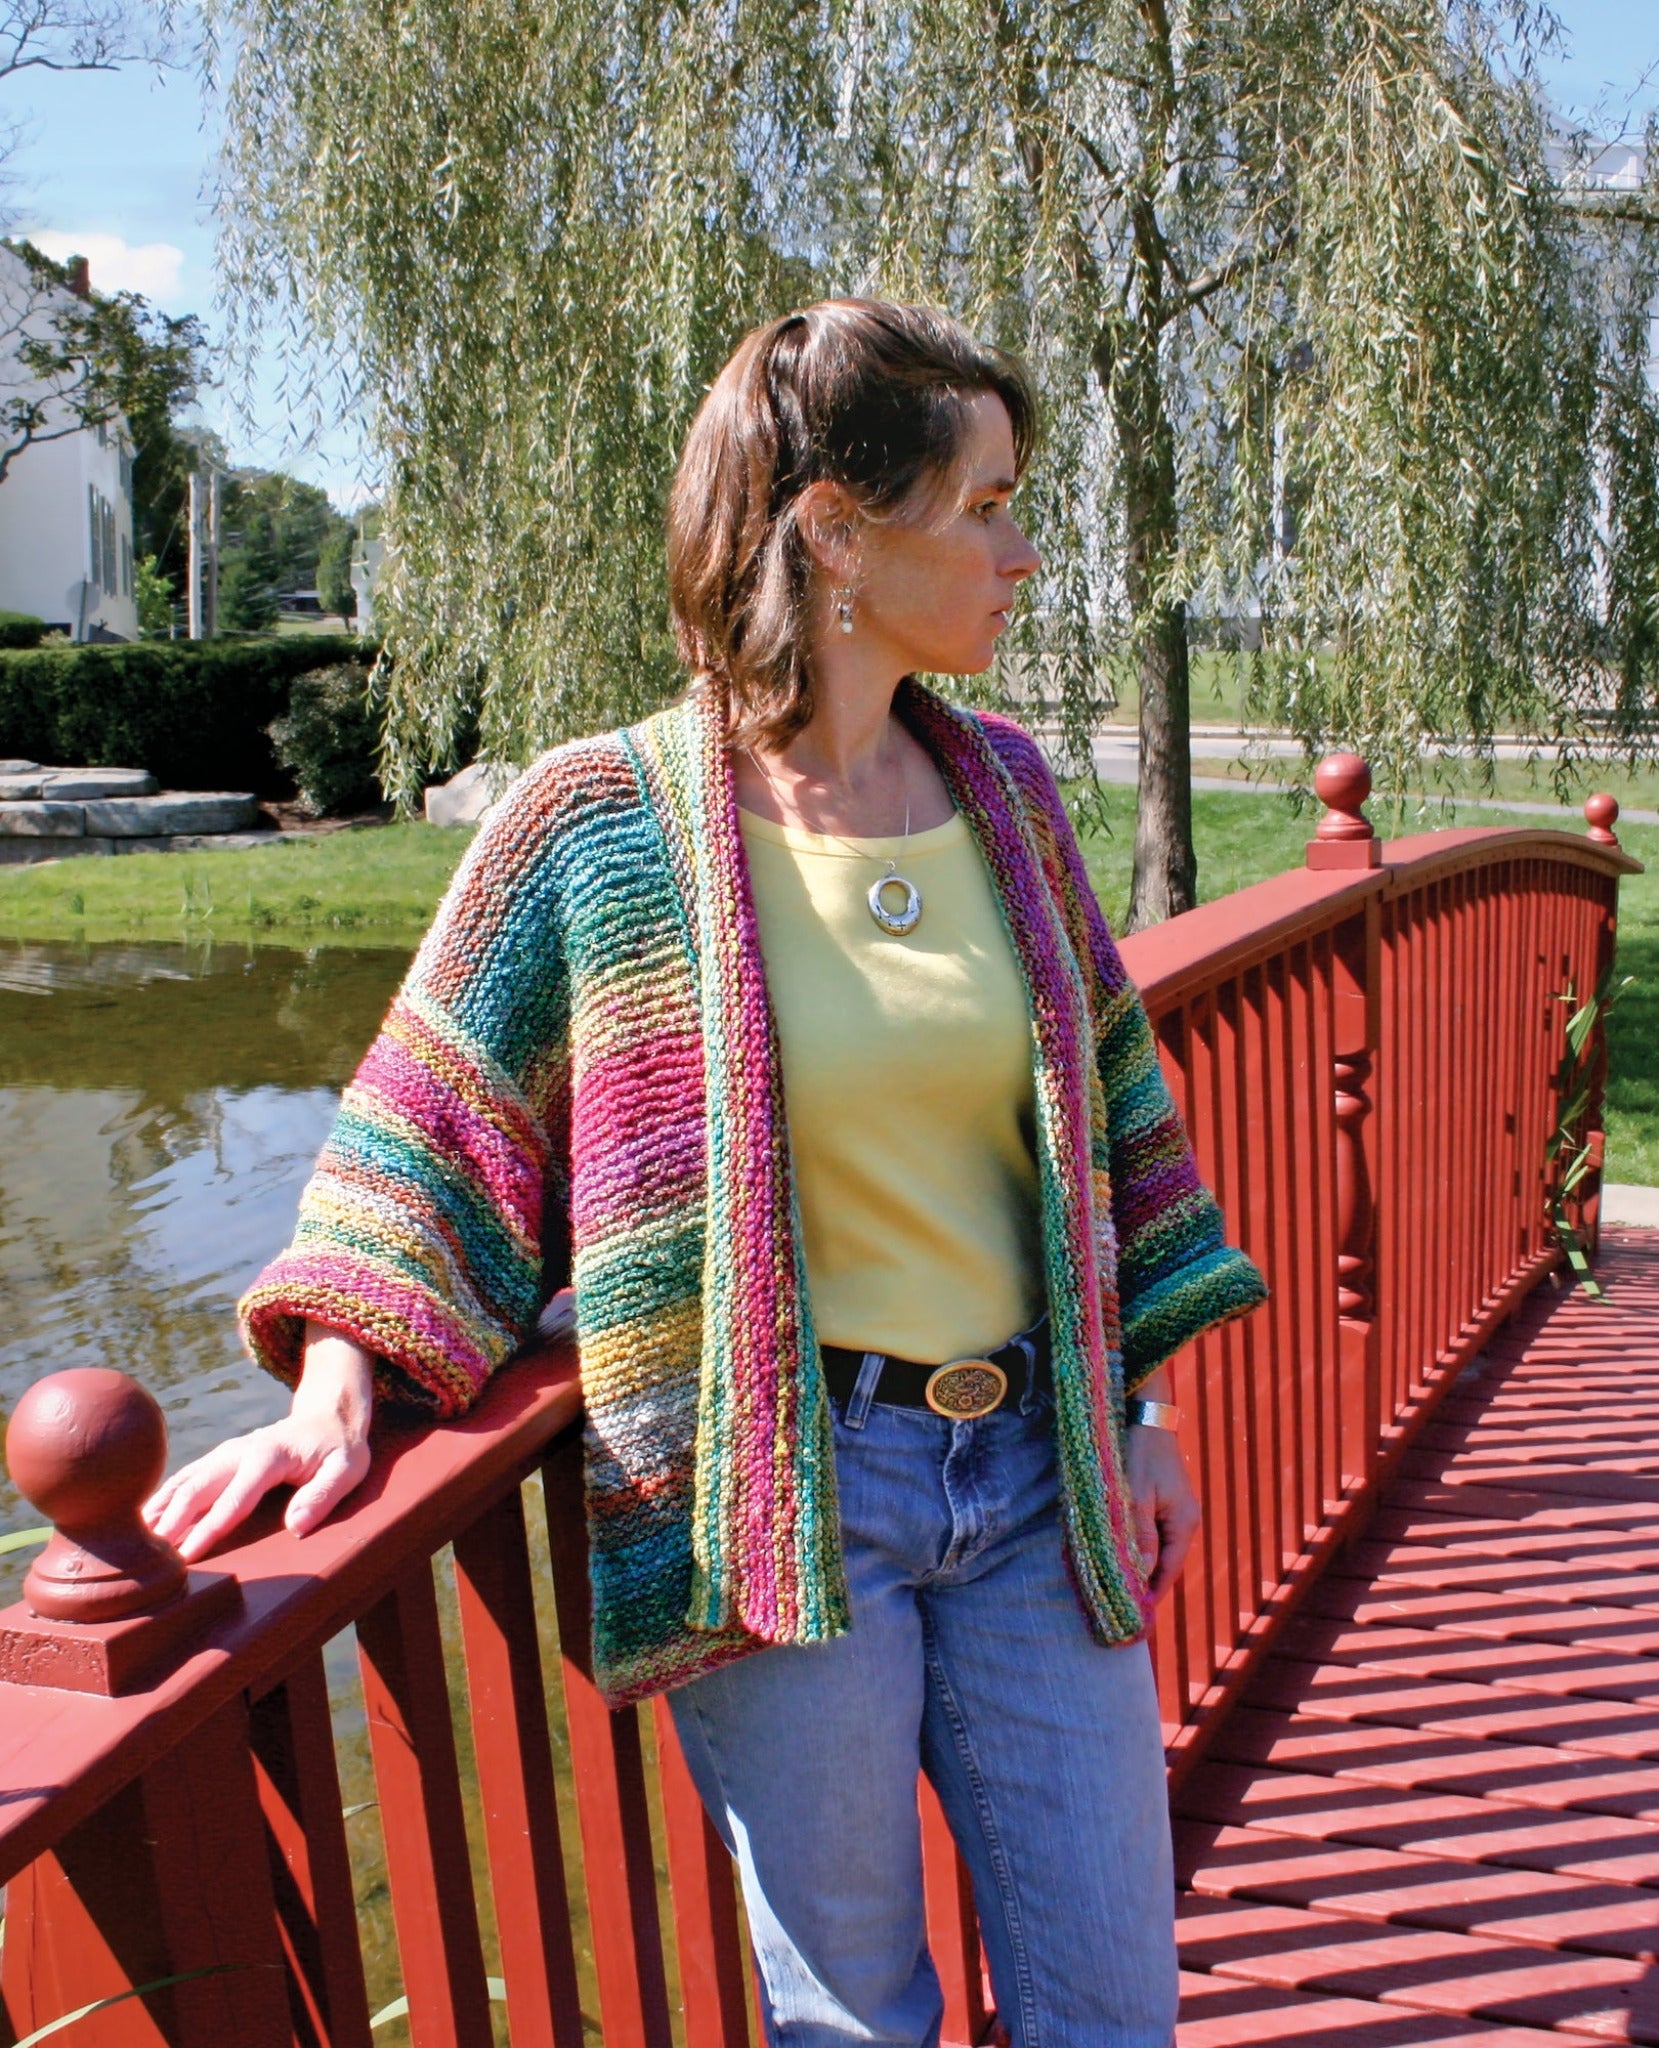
[1113, 307, 1198, 932]
[1128, 592, 1196, 930]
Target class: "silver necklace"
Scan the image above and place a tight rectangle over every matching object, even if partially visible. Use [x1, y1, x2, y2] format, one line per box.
[746, 748, 924, 937]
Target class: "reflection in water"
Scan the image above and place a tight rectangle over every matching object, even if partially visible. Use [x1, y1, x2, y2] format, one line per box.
[0, 938, 407, 1596]
[0, 938, 612, 2044]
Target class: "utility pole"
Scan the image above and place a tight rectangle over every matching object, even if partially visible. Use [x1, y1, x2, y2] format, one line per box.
[187, 464, 222, 639]
[205, 467, 220, 639]
[187, 470, 203, 639]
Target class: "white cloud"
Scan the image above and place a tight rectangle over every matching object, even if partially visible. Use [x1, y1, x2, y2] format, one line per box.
[24, 231, 188, 307]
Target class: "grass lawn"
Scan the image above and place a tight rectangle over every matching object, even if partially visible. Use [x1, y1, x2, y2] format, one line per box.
[0, 822, 473, 948]
[4, 785, 1652, 1181]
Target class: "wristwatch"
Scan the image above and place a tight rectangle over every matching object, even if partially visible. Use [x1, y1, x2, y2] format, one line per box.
[1125, 1397, 1181, 1432]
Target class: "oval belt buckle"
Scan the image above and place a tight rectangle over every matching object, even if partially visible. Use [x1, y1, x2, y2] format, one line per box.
[924, 1358, 1008, 1419]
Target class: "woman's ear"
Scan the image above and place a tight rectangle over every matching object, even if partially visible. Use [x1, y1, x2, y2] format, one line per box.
[794, 480, 861, 581]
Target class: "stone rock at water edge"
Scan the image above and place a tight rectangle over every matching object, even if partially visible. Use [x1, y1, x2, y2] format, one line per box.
[0, 802, 85, 837]
[79, 794, 261, 838]
[40, 769, 158, 801]
[424, 760, 523, 828]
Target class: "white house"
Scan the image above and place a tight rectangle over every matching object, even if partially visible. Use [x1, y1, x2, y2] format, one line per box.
[0, 244, 139, 641]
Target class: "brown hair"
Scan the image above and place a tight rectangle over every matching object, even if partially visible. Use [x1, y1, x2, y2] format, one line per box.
[666, 298, 1036, 749]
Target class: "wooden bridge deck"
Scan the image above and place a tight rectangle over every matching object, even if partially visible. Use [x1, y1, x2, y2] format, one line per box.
[1173, 1229, 1659, 2046]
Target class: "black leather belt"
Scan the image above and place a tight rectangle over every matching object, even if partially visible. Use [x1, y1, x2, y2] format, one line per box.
[822, 1319, 1051, 1419]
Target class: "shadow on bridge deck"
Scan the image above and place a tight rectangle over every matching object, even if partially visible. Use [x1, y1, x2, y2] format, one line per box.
[1174, 1229, 1659, 2045]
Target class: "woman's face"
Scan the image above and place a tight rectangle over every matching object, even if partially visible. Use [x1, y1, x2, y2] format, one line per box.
[848, 391, 1042, 677]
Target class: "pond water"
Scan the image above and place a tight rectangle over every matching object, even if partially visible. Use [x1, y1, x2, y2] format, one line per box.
[0, 938, 409, 1597]
[0, 939, 640, 2042]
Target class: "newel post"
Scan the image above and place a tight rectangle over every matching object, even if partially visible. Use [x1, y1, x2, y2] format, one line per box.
[0, 1372, 289, 2048]
[0, 1367, 238, 1692]
[1307, 756, 1384, 1490]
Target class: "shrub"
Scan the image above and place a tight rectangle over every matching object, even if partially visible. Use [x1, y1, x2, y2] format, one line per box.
[267, 663, 383, 815]
[0, 635, 376, 793]
[0, 611, 47, 650]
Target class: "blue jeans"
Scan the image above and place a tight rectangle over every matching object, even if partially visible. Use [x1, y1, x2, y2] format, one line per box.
[668, 1387, 1179, 2048]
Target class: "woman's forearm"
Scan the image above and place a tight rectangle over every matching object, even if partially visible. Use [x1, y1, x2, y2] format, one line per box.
[294, 1321, 376, 1441]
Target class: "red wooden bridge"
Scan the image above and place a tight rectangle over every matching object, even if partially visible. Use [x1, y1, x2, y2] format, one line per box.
[0, 758, 1652, 2048]
[1175, 1232, 1659, 2046]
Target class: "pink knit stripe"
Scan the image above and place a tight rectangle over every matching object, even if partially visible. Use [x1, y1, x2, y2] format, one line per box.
[351, 1037, 544, 1242]
[241, 1253, 497, 1409]
[570, 1031, 707, 1234]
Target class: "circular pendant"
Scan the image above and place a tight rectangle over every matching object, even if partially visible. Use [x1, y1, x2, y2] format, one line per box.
[868, 871, 923, 936]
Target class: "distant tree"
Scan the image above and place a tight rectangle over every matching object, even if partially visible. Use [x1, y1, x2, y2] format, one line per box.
[133, 551, 176, 636]
[220, 469, 347, 596]
[316, 517, 356, 620]
[217, 543, 281, 632]
[218, 0, 1659, 918]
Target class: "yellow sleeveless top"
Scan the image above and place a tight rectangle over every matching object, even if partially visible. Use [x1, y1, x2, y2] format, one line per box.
[739, 807, 1042, 1361]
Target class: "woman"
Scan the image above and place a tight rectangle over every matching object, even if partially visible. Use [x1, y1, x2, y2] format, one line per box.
[147, 299, 1265, 2047]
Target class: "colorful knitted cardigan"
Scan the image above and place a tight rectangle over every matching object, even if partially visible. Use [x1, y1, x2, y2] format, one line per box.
[240, 683, 1266, 1704]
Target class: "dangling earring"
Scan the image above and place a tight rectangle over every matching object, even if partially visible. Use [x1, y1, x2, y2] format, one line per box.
[836, 587, 854, 634]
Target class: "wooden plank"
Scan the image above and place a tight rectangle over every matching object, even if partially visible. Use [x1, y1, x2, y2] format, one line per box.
[0, 1696, 293, 2048]
[1178, 1761, 1659, 1889]
[1272, 1612, 1659, 1707]
[1175, 1819, 1659, 1960]
[1177, 1893, 1659, 2041]
[249, 1655, 374, 2048]
[453, 1489, 586, 2048]
[1302, 1575, 1659, 1655]
[542, 1432, 672, 2048]
[357, 1567, 494, 2048]
[1248, 1654, 1659, 1762]
[1178, 1967, 1609, 2045]
[1207, 1708, 1659, 1819]
[651, 1695, 752, 2048]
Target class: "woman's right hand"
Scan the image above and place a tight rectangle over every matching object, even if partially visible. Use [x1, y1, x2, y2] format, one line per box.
[142, 1324, 376, 1563]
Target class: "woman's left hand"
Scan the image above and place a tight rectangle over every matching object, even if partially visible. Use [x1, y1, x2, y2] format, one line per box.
[1125, 1423, 1201, 1606]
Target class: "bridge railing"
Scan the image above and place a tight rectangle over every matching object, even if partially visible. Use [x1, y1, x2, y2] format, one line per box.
[0, 762, 1640, 2048]
[1123, 761, 1637, 1788]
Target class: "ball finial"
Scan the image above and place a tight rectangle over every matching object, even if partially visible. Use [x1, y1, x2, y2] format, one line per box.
[4, 1368, 186, 1622]
[1306, 752, 1381, 869]
[1313, 753, 1374, 840]
[1584, 793, 1620, 847]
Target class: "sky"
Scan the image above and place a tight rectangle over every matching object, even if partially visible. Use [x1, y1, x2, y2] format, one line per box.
[2, 3, 1656, 512]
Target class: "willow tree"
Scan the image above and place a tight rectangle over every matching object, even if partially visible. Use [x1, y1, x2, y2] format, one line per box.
[216, 0, 1659, 925]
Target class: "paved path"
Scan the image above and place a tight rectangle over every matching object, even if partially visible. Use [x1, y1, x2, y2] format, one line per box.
[1174, 1230, 1659, 2044]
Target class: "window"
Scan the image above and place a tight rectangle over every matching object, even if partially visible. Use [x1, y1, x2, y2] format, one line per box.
[103, 500, 117, 591]
[122, 536, 133, 598]
[88, 486, 103, 590]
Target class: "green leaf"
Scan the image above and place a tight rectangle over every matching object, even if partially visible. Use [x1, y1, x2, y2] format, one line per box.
[0, 1527, 50, 1557]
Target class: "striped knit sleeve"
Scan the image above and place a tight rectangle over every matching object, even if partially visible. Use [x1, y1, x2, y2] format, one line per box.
[238, 755, 576, 1418]
[978, 715, 1267, 1386]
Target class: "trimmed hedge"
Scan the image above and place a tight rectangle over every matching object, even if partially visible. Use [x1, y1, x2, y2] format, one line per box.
[0, 612, 47, 650]
[0, 635, 377, 795]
